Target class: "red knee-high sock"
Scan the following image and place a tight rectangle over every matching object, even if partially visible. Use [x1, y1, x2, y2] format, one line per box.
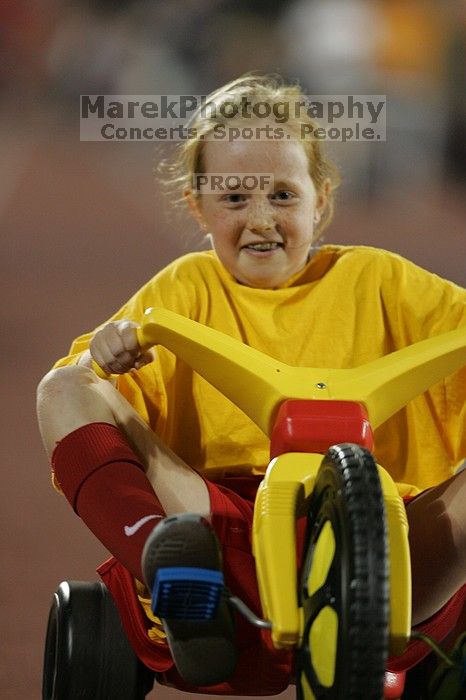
[51, 422, 166, 582]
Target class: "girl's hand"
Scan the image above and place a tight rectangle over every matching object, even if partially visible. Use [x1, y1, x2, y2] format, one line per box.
[90, 320, 153, 375]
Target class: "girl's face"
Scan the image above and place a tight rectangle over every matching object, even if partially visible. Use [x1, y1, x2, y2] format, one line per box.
[190, 136, 328, 289]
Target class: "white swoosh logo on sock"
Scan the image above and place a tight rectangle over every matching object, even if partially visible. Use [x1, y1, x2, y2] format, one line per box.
[124, 514, 163, 536]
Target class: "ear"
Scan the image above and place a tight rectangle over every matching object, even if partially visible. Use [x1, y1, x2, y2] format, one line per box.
[316, 178, 331, 217]
[184, 189, 207, 230]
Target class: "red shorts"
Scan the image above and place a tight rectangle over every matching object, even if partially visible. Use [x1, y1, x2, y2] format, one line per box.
[98, 476, 466, 695]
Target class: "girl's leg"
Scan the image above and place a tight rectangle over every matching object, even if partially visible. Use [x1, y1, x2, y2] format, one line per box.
[37, 364, 210, 516]
[407, 467, 466, 626]
[36, 365, 210, 580]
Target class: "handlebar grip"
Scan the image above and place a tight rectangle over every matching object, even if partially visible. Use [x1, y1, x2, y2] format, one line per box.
[136, 325, 153, 353]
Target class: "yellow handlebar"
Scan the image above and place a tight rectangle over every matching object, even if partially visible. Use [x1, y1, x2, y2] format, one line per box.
[93, 307, 466, 436]
[91, 360, 111, 379]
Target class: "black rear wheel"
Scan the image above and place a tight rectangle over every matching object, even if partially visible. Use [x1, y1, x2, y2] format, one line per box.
[296, 443, 389, 700]
[42, 581, 154, 700]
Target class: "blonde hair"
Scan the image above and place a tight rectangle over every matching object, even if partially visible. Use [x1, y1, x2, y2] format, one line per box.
[159, 73, 341, 238]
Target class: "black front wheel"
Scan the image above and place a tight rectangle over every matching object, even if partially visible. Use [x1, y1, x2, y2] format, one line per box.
[296, 443, 390, 700]
[42, 580, 154, 700]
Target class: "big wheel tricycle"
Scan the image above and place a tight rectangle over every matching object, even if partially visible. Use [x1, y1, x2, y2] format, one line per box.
[43, 308, 466, 699]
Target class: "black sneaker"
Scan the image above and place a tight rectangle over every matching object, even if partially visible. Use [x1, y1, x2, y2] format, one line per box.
[141, 513, 237, 686]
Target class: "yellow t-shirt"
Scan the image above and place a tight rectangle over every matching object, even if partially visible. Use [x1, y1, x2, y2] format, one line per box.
[55, 244, 466, 495]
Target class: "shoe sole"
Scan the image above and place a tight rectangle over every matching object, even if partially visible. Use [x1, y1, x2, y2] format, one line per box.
[141, 514, 237, 686]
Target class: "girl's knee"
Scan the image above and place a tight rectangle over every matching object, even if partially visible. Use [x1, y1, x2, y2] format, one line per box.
[37, 365, 98, 404]
[37, 365, 117, 456]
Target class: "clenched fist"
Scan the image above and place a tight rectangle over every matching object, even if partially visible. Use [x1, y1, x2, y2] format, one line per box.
[90, 320, 153, 375]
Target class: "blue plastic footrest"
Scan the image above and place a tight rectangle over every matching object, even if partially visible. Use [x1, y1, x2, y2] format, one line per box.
[151, 567, 225, 620]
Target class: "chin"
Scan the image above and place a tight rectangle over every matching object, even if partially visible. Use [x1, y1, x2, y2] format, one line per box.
[234, 265, 284, 289]
[240, 276, 278, 289]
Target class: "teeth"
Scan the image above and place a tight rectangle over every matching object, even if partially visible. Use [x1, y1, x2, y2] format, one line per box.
[246, 242, 281, 250]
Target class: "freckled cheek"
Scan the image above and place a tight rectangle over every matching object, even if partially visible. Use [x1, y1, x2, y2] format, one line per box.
[210, 210, 240, 232]
[275, 212, 297, 240]
[212, 209, 229, 223]
[277, 208, 301, 227]
[218, 218, 244, 244]
[287, 211, 313, 237]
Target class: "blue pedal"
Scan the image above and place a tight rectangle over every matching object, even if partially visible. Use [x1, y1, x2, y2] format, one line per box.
[151, 567, 225, 620]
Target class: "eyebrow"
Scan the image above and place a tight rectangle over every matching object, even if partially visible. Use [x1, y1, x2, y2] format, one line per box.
[273, 179, 301, 190]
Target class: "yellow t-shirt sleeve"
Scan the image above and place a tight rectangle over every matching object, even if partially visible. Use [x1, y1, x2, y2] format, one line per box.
[382, 252, 466, 468]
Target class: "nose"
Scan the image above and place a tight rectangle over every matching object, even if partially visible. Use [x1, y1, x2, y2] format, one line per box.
[245, 198, 274, 233]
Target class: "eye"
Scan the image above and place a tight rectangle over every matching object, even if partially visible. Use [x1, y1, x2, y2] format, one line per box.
[271, 190, 295, 202]
[221, 193, 247, 205]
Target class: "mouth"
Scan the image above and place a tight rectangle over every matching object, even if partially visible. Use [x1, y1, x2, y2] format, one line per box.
[240, 241, 284, 252]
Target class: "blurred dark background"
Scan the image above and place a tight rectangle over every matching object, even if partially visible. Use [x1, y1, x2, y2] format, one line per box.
[1, 1, 465, 698]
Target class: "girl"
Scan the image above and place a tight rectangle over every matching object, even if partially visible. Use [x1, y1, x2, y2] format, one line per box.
[37, 74, 466, 695]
